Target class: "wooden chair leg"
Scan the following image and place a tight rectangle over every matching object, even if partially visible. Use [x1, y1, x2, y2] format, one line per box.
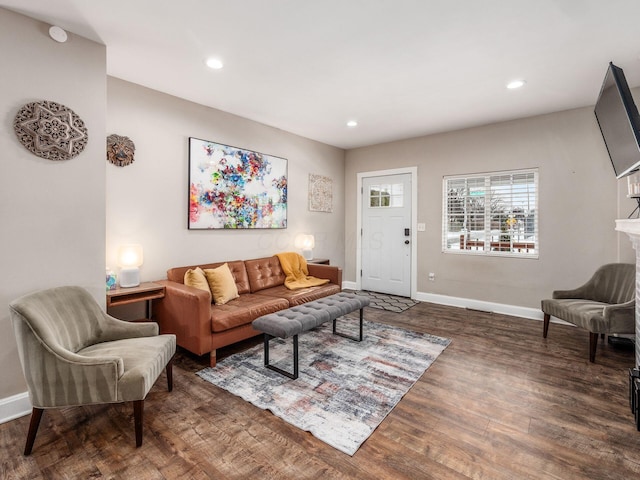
[543, 313, 550, 338]
[589, 332, 598, 363]
[133, 400, 144, 447]
[166, 357, 174, 392]
[134, 355, 173, 449]
[24, 407, 44, 455]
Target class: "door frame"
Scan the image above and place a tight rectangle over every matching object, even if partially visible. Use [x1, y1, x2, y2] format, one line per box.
[356, 166, 418, 299]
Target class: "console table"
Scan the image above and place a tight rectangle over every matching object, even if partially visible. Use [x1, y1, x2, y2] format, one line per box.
[307, 258, 330, 265]
[106, 281, 165, 321]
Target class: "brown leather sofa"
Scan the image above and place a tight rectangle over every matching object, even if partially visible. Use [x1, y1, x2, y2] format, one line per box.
[154, 256, 342, 366]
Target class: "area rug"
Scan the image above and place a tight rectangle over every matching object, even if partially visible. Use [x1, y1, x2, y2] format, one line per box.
[353, 290, 419, 313]
[196, 319, 450, 455]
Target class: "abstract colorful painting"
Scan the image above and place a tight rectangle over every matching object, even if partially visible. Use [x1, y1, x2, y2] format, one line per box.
[188, 138, 287, 229]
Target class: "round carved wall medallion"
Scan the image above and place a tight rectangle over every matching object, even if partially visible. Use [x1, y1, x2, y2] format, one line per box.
[14, 100, 88, 161]
[106, 134, 136, 167]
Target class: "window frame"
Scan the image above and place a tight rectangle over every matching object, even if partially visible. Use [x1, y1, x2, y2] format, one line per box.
[368, 182, 404, 208]
[442, 168, 539, 259]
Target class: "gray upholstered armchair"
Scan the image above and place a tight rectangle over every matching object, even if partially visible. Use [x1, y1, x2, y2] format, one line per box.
[541, 263, 635, 362]
[9, 286, 176, 455]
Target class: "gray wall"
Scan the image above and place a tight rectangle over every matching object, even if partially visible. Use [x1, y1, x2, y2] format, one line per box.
[345, 106, 636, 309]
[0, 8, 107, 400]
[106, 78, 345, 288]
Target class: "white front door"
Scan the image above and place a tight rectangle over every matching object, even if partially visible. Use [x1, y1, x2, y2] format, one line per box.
[361, 173, 412, 297]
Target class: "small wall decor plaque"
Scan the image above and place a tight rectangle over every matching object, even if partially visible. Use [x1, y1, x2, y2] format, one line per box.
[13, 100, 88, 161]
[107, 134, 136, 167]
[309, 173, 333, 213]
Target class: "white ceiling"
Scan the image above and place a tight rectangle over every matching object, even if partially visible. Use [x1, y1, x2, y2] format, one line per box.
[4, 0, 640, 149]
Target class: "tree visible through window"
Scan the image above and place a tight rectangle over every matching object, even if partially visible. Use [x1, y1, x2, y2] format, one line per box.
[443, 169, 538, 257]
[369, 183, 403, 208]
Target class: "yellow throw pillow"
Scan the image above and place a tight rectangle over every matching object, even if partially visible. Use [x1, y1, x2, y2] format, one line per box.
[184, 267, 211, 297]
[203, 263, 239, 305]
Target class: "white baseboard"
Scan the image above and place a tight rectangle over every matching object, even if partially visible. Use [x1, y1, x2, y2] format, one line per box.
[416, 292, 543, 320]
[0, 391, 31, 424]
[343, 282, 571, 325]
[342, 281, 357, 291]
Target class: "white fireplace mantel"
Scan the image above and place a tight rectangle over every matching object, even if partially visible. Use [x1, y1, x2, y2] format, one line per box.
[616, 218, 640, 367]
[616, 219, 640, 238]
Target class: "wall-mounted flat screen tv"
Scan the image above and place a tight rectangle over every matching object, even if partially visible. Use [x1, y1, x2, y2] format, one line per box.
[594, 62, 640, 179]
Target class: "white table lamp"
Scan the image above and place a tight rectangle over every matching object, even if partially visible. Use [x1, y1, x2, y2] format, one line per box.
[295, 234, 315, 261]
[117, 244, 143, 287]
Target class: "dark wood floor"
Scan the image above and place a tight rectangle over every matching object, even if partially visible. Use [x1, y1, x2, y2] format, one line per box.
[2, 302, 640, 479]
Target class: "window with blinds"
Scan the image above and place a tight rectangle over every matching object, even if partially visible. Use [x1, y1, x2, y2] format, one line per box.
[442, 168, 538, 257]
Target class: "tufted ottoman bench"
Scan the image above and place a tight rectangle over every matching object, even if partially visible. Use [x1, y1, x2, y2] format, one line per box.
[252, 292, 370, 379]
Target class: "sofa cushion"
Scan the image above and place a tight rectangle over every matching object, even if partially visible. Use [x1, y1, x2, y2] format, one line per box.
[204, 263, 240, 305]
[167, 260, 251, 295]
[255, 283, 341, 306]
[245, 256, 287, 293]
[210, 294, 289, 332]
[184, 267, 210, 295]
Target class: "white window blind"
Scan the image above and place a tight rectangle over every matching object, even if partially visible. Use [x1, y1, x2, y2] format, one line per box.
[442, 169, 538, 257]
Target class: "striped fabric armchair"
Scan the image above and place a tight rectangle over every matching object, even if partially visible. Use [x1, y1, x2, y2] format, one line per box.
[541, 263, 635, 362]
[9, 286, 176, 454]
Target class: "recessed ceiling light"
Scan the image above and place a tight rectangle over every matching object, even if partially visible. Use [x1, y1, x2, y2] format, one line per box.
[347, 120, 358, 127]
[506, 79, 526, 89]
[206, 58, 224, 70]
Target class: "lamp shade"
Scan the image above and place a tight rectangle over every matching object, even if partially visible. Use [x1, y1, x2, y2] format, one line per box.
[294, 234, 315, 250]
[117, 244, 143, 268]
[303, 235, 315, 250]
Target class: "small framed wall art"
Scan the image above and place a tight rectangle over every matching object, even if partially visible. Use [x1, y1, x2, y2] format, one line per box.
[308, 173, 333, 213]
[188, 137, 288, 229]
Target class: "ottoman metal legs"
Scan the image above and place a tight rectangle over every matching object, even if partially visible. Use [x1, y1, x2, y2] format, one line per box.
[333, 307, 364, 342]
[264, 333, 299, 379]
